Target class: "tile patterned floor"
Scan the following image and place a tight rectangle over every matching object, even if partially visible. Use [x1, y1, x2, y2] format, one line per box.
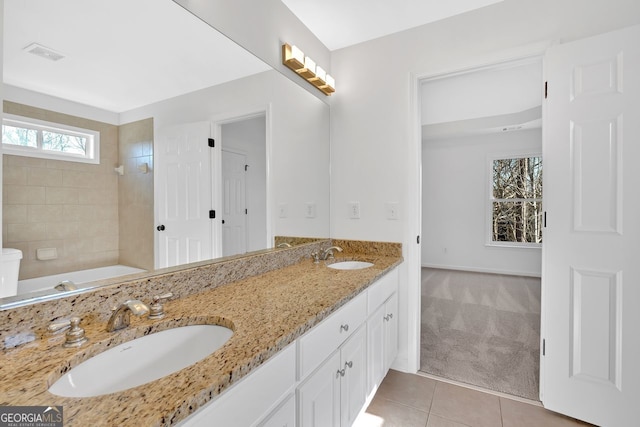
[354, 370, 592, 427]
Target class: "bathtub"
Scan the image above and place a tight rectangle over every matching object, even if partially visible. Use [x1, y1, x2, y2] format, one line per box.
[17, 265, 147, 295]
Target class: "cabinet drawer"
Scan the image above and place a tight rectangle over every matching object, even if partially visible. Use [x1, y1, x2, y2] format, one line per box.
[367, 268, 398, 313]
[298, 291, 367, 380]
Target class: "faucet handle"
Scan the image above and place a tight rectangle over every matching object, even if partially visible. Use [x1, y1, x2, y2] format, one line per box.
[148, 292, 173, 320]
[48, 317, 89, 348]
[48, 318, 73, 334]
[311, 251, 320, 263]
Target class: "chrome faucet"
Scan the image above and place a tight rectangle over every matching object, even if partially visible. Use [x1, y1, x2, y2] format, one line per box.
[54, 280, 77, 291]
[321, 246, 343, 260]
[106, 300, 150, 332]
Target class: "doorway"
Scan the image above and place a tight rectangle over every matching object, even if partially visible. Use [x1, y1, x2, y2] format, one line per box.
[419, 58, 543, 400]
[220, 115, 267, 257]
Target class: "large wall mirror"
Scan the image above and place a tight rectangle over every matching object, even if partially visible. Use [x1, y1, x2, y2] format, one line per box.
[1, 0, 330, 308]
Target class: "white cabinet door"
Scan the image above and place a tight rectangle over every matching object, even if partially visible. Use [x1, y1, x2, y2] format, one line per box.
[367, 304, 386, 393]
[543, 24, 640, 426]
[383, 292, 398, 373]
[298, 350, 341, 427]
[340, 326, 367, 427]
[367, 291, 399, 395]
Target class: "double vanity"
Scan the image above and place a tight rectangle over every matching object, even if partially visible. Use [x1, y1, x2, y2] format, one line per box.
[0, 239, 402, 426]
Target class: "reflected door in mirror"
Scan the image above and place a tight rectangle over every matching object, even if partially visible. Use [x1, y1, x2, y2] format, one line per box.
[222, 149, 247, 257]
[156, 122, 215, 268]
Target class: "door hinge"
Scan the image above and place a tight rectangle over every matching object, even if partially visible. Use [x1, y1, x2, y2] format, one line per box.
[544, 81, 548, 99]
[245, 164, 249, 171]
[208, 138, 215, 148]
[417, 235, 420, 244]
[245, 209, 248, 215]
[542, 339, 546, 356]
[209, 210, 215, 219]
[544, 211, 547, 228]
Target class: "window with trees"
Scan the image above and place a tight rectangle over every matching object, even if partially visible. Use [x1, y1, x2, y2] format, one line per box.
[2, 115, 99, 164]
[490, 155, 542, 246]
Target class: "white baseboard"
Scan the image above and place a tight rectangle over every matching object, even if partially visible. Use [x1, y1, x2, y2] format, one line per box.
[421, 263, 541, 278]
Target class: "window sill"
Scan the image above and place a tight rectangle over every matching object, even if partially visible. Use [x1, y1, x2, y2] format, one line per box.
[485, 242, 542, 249]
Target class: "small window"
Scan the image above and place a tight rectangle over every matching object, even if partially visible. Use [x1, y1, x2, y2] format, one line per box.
[489, 155, 542, 246]
[2, 114, 100, 164]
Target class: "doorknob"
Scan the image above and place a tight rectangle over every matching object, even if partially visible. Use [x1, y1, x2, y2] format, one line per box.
[157, 225, 165, 231]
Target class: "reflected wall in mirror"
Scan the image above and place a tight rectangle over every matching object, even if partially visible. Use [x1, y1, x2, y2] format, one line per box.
[1, 0, 330, 307]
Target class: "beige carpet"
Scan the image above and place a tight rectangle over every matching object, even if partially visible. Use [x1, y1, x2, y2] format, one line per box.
[420, 268, 541, 400]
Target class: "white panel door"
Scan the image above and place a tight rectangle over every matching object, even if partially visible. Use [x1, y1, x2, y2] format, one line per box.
[222, 149, 247, 257]
[543, 24, 640, 426]
[156, 122, 214, 268]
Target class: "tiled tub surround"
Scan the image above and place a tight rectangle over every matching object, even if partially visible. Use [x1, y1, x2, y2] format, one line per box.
[0, 239, 402, 426]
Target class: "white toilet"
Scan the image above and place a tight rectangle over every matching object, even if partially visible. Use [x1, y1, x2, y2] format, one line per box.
[1, 248, 23, 298]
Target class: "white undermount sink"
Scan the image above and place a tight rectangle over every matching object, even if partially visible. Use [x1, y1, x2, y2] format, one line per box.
[327, 261, 374, 270]
[48, 325, 233, 397]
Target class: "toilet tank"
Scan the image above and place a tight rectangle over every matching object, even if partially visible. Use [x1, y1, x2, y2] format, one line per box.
[1, 248, 23, 298]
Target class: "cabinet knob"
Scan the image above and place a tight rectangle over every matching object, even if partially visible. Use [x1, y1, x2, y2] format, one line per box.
[336, 368, 346, 378]
[340, 324, 349, 333]
[345, 361, 353, 369]
[157, 225, 165, 231]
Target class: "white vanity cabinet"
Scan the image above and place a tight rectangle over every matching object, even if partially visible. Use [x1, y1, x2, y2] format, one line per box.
[297, 292, 367, 380]
[297, 325, 367, 427]
[297, 290, 368, 427]
[366, 269, 399, 392]
[178, 266, 399, 427]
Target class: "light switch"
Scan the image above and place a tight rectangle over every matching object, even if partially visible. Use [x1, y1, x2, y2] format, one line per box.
[305, 202, 317, 218]
[348, 201, 360, 219]
[385, 202, 399, 220]
[279, 203, 288, 218]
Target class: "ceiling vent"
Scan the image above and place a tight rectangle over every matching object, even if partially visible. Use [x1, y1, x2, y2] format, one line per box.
[23, 43, 65, 61]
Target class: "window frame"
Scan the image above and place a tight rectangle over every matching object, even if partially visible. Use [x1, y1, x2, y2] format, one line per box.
[486, 151, 542, 249]
[2, 114, 100, 164]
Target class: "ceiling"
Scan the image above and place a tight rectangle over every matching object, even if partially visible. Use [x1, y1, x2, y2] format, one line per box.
[281, 0, 504, 50]
[4, 0, 506, 113]
[3, 0, 270, 113]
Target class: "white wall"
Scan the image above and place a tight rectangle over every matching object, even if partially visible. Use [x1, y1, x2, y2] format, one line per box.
[121, 69, 330, 241]
[174, 0, 331, 102]
[222, 116, 268, 252]
[421, 60, 542, 125]
[330, 0, 640, 372]
[422, 129, 542, 276]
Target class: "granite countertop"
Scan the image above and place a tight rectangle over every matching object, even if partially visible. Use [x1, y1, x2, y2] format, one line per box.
[0, 253, 402, 426]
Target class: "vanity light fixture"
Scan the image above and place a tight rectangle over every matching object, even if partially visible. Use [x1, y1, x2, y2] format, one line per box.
[282, 43, 335, 96]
